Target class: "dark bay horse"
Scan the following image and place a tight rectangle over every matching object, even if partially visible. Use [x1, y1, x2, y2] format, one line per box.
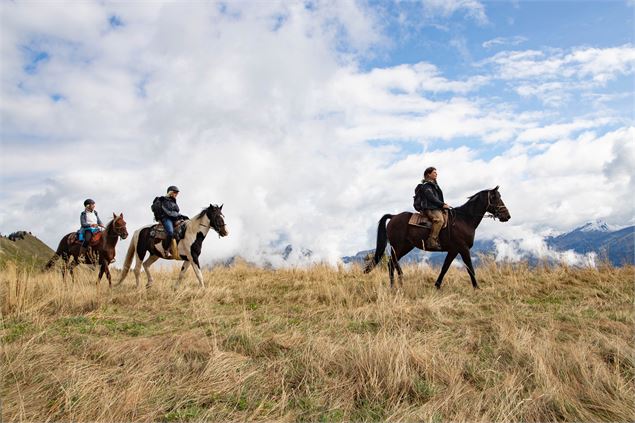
[116, 204, 228, 289]
[365, 187, 510, 289]
[45, 213, 128, 285]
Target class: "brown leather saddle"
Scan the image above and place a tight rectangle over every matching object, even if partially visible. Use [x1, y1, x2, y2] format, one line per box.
[150, 219, 187, 241]
[408, 211, 448, 229]
[68, 230, 103, 246]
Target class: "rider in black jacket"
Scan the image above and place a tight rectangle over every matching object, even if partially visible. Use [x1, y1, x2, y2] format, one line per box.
[155, 186, 186, 258]
[414, 167, 449, 250]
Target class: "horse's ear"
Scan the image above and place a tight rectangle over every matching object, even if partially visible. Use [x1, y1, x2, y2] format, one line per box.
[120, 213, 124, 218]
[113, 212, 117, 218]
[494, 185, 499, 191]
[220, 204, 223, 210]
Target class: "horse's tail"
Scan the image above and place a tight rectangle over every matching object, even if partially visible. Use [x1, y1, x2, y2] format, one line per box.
[44, 236, 68, 270]
[364, 214, 393, 273]
[117, 229, 139, 284]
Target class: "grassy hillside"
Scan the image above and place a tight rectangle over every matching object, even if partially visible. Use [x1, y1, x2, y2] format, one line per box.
[0, 233, 55, 269]
[1, 262, 634, 422]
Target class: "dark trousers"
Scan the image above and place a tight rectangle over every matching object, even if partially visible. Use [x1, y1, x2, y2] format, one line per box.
[82, 229, 93, 248]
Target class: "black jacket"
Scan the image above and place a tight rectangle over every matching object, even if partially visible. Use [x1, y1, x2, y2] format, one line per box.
[159, 196, 181, 220]
[414, 180, 444, 211]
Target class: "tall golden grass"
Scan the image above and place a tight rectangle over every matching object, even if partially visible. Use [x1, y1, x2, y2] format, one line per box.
[1, 261, 634, 422]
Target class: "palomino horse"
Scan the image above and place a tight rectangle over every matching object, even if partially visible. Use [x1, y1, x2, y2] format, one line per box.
[365, 187, 510, 289]
[116, 204, 228, 289]
[45, 213, 129, 286]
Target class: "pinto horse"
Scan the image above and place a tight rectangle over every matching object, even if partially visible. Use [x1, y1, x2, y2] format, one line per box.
[45, 213, 129, 285]
[365, 187, 510, 289]
[116, 204, 228, 289]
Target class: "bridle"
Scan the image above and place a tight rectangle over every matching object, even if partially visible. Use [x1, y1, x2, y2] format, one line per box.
[452, 190, 507, 220]
[485, 191, 508, 220]
[111, 216, 128, 239]
[199, 211, 227, 237]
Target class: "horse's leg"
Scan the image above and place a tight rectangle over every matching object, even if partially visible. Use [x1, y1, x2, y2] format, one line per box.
[387, 258, 395, 288]
[191, 260, 205, 288]
[435, 250, 458, 289]
[69, 262, 76, 283]
[104, 264, 112, 287]
[459, 250, 479, 289]
[182, 250, 205, 288]
[60, 257, 68, 281]
[142, 255, 160, 289]
[174, 261, 191, 289]
[395, 259, 404, 288]
[97, 262, 105, 284]
[133, 253, 144, 288]
[390, 246, 405, 288]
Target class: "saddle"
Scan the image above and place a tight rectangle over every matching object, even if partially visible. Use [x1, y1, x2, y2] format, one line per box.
[408, 211, 448, 229]
[150, 219, 187, 241]
[68, 230, 103, 246]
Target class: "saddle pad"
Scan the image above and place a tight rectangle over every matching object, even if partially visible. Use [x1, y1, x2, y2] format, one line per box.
[150, 224, 166, 239]
[150, 220, 187, 240]
[409, 213, 431, 227]
[69, 230, 103, 246]
[408, 211, 449, 228]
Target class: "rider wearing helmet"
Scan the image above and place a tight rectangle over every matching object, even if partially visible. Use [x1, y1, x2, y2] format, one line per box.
[79, 198, 104, 257]
[154, 186, 185, 258]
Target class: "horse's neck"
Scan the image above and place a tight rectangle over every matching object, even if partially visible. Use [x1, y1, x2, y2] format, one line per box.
[189, 214, 212, 237]
[457, 196, 487, 229]
[104, 223, 119, 247]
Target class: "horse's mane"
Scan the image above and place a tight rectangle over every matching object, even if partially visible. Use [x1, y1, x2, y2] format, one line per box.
[193, 204, 221, 221]
[453, 190, 489, 215]
[194, 206, 210, 220]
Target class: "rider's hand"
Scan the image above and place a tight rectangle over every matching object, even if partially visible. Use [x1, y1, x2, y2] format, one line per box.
[91, 224, 98, 227]
[443, 203, 450, 209]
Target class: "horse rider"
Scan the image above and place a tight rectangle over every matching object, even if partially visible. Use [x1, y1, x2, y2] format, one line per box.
[79, 198, 105, 257]
[414, 167, 449, 251]
[152, 185, 187, 259]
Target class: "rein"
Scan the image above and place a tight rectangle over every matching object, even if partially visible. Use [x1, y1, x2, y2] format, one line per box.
[452, 191, 505, 220]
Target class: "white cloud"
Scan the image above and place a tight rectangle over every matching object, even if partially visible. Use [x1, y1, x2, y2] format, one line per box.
[485, 45, 635, 81]
[515, 118, 614, 143]
[0, 1, 632, 269]
[494, 237, 597, 267]
[482, 35, 527, 49]
[481, 44, 635, 106]
[421, 0, 488, 25]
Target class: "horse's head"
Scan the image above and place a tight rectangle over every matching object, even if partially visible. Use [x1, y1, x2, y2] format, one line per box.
[485, 186, 511, 222]
[112, 212, 129, 239]
[205, 204, 228, 237]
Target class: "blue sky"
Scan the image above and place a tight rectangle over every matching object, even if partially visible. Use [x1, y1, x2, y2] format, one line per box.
[1, 1, 633, 266]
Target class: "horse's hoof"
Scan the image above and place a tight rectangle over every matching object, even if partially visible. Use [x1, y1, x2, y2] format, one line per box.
[434, 283, 441, 290]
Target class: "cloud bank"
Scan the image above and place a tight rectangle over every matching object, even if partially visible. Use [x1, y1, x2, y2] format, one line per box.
[1, 2, 633, 267]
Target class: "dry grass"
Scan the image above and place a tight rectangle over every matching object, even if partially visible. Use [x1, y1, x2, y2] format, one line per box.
[1, 260, 634, 422]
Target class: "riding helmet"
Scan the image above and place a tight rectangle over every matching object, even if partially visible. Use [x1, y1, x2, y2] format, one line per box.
[84, 198, 95, 206]
[167, 185, 180, 193]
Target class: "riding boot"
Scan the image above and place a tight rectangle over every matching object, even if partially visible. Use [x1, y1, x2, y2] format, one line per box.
[426, 236, 442, 251]
[171, 239, 179, 259]
[162, 238, 172, 258]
